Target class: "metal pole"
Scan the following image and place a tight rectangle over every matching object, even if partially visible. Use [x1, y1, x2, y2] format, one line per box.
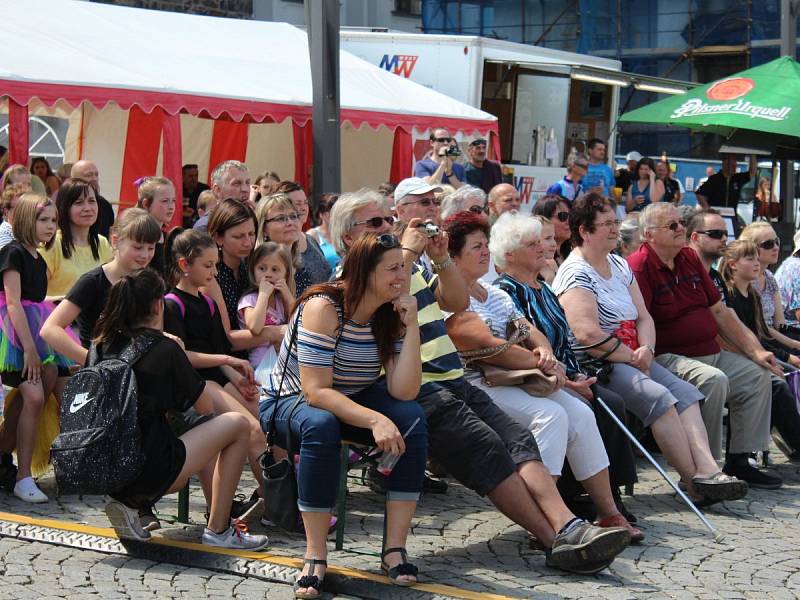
[594, 395, 725, 542]
[305, 0, 341, 199]
[779, 0, 798, 228]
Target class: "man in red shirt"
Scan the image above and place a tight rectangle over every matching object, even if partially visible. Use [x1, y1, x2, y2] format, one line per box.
[627, 203, 780, 488]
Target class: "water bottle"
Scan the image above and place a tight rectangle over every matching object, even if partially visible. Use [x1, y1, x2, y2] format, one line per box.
[376, 417, 421, 476]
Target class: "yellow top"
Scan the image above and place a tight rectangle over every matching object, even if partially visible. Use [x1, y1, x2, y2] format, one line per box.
[39, 231, 113, 297]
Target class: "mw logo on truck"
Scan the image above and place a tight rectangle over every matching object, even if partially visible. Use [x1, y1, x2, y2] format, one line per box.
[379, 54, 419, 78]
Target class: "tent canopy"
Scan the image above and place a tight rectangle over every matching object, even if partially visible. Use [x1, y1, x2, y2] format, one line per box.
[2, 0, 497, 134]
[619, 56, 800, 140]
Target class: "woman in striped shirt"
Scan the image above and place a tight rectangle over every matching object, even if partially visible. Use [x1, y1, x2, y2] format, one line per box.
[259, 232, 426, 598]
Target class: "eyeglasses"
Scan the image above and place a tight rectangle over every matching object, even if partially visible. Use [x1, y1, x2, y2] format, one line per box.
[433, 136, 452, 143]
[651, 221, 683, 232]
[377, 234, 400, 249]
[400, 197, 442, 208]
[596, 219, 622, 229]
[265, 212, 300, 224]
[759, 237, 781, 250]
[556, 211, 569, 222]
[354, 216, 394, 228]
[696, 229, 728, 240]
[468, 205, 486, 214]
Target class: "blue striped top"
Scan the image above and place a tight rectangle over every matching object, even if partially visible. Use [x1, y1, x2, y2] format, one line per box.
[268, 295, 402, 397]
[494, 273, 583, 376]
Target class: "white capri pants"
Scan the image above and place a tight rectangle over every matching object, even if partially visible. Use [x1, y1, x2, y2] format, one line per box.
[469, 375, 609, 481]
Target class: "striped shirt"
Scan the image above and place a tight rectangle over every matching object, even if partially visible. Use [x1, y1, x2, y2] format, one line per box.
[495, 273, 582, 376]
[411, 265, 464, 388]
[268, 295, 402, 397]
[551, 251, 638, 335]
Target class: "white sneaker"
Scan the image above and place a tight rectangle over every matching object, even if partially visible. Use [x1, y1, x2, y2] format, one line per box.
[105, 500, 152, 542]
[13, 477, 47, 503]
[203, 520, 269, 551]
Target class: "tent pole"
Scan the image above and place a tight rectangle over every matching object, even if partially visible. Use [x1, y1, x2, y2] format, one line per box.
[779, 0, 798, 229]
[306, 0, 341, 201]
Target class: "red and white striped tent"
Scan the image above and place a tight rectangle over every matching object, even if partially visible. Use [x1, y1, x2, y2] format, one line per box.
[1, 0, 498, 225]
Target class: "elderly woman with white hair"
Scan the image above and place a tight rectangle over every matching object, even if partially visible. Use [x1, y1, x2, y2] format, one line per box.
[440, 185, 487, 220]
[491, 212, 640, 521]
[442, 210, 643, 541]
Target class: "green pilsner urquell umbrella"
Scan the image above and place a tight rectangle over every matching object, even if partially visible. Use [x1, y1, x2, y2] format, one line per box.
[620, 56, 800, 139]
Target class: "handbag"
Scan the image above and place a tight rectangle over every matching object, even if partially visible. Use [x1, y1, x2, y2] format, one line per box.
[261, 295, 344, 532]
[261, 313, 304, 532]
[573, 334, 620, 385]
[457, 318, 559, 397]
[476, 362, 558, 397]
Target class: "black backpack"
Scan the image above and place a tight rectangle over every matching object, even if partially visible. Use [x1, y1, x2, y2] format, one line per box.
[51, 335, 159, 495]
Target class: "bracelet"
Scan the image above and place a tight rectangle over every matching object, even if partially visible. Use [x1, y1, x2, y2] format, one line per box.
[401, 246, 421, 258]
[432, 257, 453, 273]
[445, 172, 453, 178]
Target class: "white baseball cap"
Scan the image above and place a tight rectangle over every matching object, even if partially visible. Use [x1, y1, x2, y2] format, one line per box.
[626, 151, 643, 162]
[394, 177, 442, 204]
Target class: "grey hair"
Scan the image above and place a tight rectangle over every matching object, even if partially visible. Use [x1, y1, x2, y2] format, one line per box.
[440, 185, 487, 219]
[210, 160, 248, 188]
[330, 188, 391, 256]
[639, 202, 675, 231]
[617, 215, 640, 247]
[488, 212, 542, 270]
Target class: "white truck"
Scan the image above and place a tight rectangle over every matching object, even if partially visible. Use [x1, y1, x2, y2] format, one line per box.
[340, 30, 627, 208]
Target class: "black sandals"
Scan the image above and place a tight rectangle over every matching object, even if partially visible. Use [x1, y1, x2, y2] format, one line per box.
[294, 558, 326, 599]
[381, 547, 419, 586]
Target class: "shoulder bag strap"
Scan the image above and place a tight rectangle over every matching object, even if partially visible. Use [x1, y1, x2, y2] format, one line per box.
[266, 295, 344, 454]
[266, 310, 300, 449]
[118, 334, 160, 366]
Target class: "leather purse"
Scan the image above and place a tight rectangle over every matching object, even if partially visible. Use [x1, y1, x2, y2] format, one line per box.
[261, 314, 303, 533]
[452, 313, 558, 397]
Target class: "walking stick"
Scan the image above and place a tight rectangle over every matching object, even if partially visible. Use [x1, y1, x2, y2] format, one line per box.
[594, 394, 726, 543]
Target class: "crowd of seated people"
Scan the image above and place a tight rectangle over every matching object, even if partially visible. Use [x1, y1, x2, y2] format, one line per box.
[1, 144, 799, 600]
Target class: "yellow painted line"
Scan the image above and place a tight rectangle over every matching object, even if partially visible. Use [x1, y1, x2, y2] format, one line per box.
[0, 510, 520, 600]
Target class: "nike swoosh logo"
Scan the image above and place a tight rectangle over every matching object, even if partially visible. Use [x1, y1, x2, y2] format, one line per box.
[69, 393, 93, 414]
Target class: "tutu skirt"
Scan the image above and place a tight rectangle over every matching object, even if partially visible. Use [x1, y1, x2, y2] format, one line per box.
[0, 295, 79, 371]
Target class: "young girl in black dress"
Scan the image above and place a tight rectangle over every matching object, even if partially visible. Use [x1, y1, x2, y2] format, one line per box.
[164, 229, 267, 501]
[0, 194, 73, 502]
[42, 208, 162, 364]
[97, 269, 268, 550]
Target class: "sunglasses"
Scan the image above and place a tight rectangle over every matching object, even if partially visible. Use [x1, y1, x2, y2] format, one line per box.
[468, 205, 486, 214]
[354, 216, 394, 228]
[401, 197, 442, 208]
[265, 212, 300, 224]
[759, 237, 781, 250]
[433, 136, 452, 143]
[652, 221, 683, 232]
[377, 234, 400, 249]
[696, 229, 728, 240]
[556, 211, 569, 222]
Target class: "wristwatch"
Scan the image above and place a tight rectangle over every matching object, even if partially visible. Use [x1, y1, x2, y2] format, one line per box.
[643, 344, 656, 356]
[445, 171, 453, 178]
[432, 257, 453, 273]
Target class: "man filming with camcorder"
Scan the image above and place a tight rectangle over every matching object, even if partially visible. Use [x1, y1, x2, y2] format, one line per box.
[414, 127, 465, 189]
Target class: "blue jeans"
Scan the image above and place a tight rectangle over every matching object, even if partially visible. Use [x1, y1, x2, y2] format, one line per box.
[259, 383, 427, 512]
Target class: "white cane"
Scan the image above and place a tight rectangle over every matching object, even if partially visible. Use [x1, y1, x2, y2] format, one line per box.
[594, 394, 725, 543]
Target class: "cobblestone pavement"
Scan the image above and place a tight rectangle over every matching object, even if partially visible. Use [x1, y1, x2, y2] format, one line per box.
[0, 538, 309, 600]
[1, 447, 800, 599]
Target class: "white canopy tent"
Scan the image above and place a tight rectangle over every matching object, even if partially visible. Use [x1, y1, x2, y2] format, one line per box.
[1, 0, 498, 217]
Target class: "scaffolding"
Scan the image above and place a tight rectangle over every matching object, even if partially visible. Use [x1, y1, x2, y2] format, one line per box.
[421, 0, 791, 158]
